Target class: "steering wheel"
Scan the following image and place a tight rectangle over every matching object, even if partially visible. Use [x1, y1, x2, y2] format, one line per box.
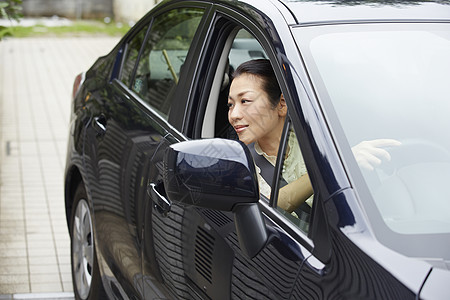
[358, 138, 450, 193]
[366, 138, 450, 228]
[378, 138, 450, 176]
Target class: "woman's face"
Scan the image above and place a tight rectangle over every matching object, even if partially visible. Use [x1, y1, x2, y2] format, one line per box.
[228, 73, 286, 146]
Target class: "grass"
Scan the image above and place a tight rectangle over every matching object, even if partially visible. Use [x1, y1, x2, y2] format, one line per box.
[3, 20, 131, 38]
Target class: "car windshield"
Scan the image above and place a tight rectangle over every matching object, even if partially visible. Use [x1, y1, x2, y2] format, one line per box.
[294, 23, 450, 261]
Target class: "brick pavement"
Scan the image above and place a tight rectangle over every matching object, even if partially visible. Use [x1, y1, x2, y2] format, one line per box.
[0, 36, 119, 298]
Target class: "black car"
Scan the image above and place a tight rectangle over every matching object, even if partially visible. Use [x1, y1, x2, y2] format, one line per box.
[65, 0, 450, 299]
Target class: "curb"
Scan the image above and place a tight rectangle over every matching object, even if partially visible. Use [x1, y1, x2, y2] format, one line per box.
[0, 293, 74, 300]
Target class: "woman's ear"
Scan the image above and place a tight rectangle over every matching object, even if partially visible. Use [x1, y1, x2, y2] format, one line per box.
[278, 94, 287, 117]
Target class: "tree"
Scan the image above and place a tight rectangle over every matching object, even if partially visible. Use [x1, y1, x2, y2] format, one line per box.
[0, 0, 23, 40]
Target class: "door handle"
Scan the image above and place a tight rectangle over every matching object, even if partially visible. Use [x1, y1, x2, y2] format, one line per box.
[148, 182, 171, 216]
[93, 115, 107, 135]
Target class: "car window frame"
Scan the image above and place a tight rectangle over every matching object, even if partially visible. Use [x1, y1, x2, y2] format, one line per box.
[112, 2, 213, 131]
[132, 8, 206, 116]
[118, 22, 152, 89]
[270, 117, 313, 230]
[187, 6, 323, 253]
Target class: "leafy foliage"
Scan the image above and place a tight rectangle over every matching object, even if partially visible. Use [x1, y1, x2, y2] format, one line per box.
[0, 0, 23, 40]
[7, 21, 131, 37]
[0, 0, 23, 20]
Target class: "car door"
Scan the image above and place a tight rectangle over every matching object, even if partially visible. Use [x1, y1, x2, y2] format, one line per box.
[82, 18, 165, 297]
[83, 3, 210, 298]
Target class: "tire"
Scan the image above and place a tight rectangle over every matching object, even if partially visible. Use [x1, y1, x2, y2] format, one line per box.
[70, 183, 106, 300]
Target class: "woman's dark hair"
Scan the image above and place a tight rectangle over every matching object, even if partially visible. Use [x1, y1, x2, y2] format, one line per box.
[232, 59, 281, 108]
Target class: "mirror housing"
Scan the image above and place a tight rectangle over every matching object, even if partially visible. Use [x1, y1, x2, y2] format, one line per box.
[163, 138, 268, 257]
[163, 139, 259, 210]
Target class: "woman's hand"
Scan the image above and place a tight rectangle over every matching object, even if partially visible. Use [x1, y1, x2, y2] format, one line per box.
[277, 139, 401, 213]
[352, 139, 401, 171]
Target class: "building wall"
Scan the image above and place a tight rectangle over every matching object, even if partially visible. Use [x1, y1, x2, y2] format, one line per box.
[22, 0, 114, 19]
[22, 0, 161, 22]
[113, 0, 161, 23]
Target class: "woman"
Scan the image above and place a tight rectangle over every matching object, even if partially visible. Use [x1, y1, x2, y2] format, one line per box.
[227, 59, 400, 213]
[227, 59, 312, 212]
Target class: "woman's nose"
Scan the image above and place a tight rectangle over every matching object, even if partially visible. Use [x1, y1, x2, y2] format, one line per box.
[229, 104, 243, 121]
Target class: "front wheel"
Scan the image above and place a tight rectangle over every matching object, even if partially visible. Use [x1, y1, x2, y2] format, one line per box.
[70, 183, 105, 300]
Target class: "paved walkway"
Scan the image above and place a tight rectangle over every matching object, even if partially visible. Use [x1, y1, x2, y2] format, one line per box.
[0, 36, 119, 297]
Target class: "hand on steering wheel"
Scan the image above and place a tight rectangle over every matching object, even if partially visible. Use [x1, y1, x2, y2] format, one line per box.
[352, 139, 402, 171]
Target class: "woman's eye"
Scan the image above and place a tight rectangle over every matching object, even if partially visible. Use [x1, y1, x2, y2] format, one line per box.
[227, 102, 233, 108]
[241, 99, 250, 104]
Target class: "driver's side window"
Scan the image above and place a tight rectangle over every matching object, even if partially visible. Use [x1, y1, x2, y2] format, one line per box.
[203, 27, 314, 233]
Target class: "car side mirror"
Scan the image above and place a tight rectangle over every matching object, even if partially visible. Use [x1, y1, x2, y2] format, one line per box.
[163, 138, 268, 257]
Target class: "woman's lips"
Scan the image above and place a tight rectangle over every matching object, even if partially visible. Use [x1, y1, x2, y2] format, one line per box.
[234, 125, 248, 133]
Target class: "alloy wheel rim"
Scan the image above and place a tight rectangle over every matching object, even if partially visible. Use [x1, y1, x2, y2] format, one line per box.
[72, 198, 94, 300]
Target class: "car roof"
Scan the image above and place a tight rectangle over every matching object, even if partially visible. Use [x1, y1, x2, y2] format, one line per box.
[277, 0, 450, 25]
